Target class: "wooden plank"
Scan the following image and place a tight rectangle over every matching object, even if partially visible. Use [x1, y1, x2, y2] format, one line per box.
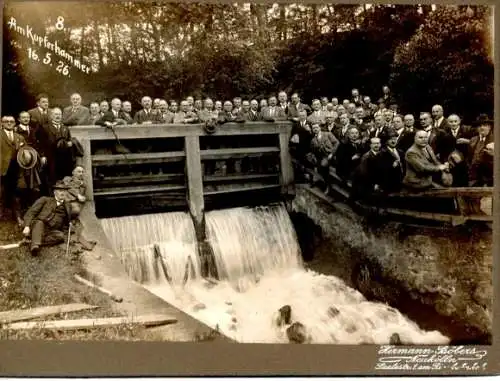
[94, 184, 185, 197]
[279, 132, 294, 194]
[388, 187, 493, 199]
[204, 184, 280, 196]
[70, 122, 292, 141]
[80, 138, 94, 201]
[92, 151, 186, 166]
[95, 173, 185, 186]
[185, 136, 205, 230]
[3, 314, 177, 331]
[200, 147, 280, 160]
[203, 173, 279, 183]
[0, 304, 99, 324]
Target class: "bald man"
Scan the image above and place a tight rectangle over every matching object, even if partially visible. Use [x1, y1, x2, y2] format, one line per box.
[402, 130, 449, 191]
[431, 104, 450, 130]
[62, 93, 90, 126]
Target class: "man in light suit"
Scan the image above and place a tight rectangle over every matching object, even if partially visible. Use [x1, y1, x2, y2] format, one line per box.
[28, 93, 51, 132]
[261, 96, 287, 122]
[402, 130, 449, 191]
[62, 93, 90, 126]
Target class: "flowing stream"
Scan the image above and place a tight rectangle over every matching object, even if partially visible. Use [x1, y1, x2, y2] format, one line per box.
[100, 205, 449, 344]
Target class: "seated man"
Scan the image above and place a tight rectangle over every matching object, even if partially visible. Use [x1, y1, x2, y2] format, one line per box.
[22, 180, 73, 257]
[402, 130, 449, 191]
[61, 165, 96, 251]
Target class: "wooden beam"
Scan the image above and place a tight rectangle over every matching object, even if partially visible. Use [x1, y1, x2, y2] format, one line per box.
[70, 122, 292, 141]
[184, 136, 204, 230]
[95, 173, 185, 186]
[204, 184, 281, 196]
[92, 151, 186, 166]
[279, 132, 294, 194]
[93, 184, 185, 197]
[200, 147, 280, 160]
[80, 138, 94, 201]
[0, 304, 99, 324]
[3, 314, 178, 331]
[203, 173, 279, 183]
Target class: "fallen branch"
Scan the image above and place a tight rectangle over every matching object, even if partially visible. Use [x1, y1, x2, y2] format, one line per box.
[73, 274, 123, 303]
[0, 238, 29, 251]
[2, 314, 177, 331]
[0, 303, 99, 324]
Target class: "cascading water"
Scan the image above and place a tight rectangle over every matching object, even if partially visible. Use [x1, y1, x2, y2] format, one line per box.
[100, 204, 449, 345]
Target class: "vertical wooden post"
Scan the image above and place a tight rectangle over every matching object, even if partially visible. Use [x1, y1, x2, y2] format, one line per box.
[80, 137, 94, 202]
[185, 136, 218, 279]
[184, 135, 204, 232]
[279, 131, 294, 197]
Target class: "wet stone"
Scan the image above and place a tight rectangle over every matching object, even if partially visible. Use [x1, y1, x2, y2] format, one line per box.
[276, 305, 292, 327]
[193, 303, 206, 312]
[389, 333, 403, 345]
[286, 322, 307, 344]
[327, 306, 340, 318]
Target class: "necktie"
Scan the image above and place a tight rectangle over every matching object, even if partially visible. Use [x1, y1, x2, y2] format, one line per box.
[8, 131, 13, 141]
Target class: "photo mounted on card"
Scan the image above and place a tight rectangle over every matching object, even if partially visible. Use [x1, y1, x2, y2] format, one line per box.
[0, 0, 497, 376]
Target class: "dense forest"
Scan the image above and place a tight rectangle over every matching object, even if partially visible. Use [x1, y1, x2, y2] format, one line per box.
[2, 2, 494, 123]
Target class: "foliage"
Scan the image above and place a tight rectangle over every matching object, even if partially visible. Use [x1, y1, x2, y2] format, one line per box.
[390, 6, 493, 121]
[2, 3, 494, 122]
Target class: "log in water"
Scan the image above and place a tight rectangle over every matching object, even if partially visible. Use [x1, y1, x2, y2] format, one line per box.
[100, 204, 449, 345]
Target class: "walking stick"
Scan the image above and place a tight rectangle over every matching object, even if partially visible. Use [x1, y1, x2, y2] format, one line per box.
[65, 222, 73, 256]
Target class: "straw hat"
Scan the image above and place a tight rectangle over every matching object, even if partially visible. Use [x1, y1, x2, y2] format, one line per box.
[16, 146, 38, 169]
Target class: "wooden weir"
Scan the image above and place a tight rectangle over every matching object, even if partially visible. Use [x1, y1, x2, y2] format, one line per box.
[71, 122, 294, 277]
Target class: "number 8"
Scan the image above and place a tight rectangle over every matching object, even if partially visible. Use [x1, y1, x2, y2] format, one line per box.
[55, 16, 64, 30]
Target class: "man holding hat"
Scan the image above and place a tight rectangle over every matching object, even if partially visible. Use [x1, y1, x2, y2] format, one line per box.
[468, 114, 494, 186]
[1, 115, 26, 223]
[16, 145, 44, 222]
[22, 180, 72, 257]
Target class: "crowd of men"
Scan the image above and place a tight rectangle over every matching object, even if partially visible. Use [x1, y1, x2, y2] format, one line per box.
[0, 86, 494, 255]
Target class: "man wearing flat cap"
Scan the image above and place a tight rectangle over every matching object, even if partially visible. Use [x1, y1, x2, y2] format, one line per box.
[22, 180, 72, 257]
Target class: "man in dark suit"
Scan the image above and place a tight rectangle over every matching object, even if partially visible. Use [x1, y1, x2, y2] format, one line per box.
[333, 113, 355, 143]
[377, 130, 405, 194]
[84, 102, 103, 125]
[22, 180, 73, 256]
[402, 130, 449, 191]
[369, 114, 392, 144]
[155, 100, 175, 124]
[217, 101, 244, 124]
[309, 123, 339, 190]
[235, 100, 251, 120]
[1, 115, 26, 223]
[121, 101, 134, 124]
[28, 93, 50, 132]
[38, 108, 74, 190]
[397, 114, 416, 153]
[16, 111, 39, 149]
[288, 93, 311, 121]
[278, 91, 289, 116]
[243, 100, 262, 121]
[420, 111, 448, 160]
[134, 96, 156, 124]
[351, 137, 382, 201]
[431, 104, 450, 131]
[467, 115, 494, 186]
[290, 110, 313, 162]
[335, 127, 365, 182]
[261, 96, 287, 122]
[62, 93, 91, 126]
[96, 98, 130, 127]
[351, 88, 363, 107]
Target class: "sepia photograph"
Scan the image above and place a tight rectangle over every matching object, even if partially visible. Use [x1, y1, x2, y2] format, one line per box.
[0, 0, 496, 375]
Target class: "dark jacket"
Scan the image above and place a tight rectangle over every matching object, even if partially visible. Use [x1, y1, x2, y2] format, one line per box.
[23, 196, 71, 228]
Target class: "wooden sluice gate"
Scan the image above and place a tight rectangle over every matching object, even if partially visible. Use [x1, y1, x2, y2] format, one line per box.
[71, 122, 295, 278]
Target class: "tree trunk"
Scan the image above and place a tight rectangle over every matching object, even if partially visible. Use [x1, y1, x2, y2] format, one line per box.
[93, 21, 104, 69]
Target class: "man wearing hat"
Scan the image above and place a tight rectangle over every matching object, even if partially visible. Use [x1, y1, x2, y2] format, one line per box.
[376, 129, 405, 194]
[22, 180, 72, 256]
[468, 114, 494, 186]
[1, 115, 26, 223]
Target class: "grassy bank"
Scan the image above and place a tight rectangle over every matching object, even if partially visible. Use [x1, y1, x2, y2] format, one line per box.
[0, 215, 160, 341]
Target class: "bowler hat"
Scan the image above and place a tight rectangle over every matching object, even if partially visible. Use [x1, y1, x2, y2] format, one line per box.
[53, 180, 70, 190]
[16, 146, 38, 169]
[472, 114, 494, 126]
